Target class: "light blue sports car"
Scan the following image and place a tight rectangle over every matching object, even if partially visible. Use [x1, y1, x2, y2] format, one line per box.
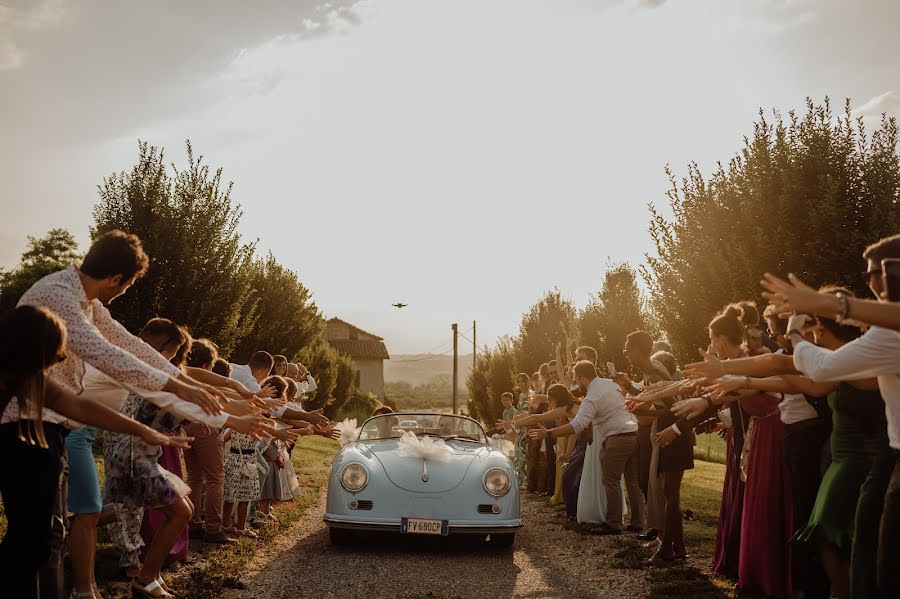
[324, 412, 522, 547]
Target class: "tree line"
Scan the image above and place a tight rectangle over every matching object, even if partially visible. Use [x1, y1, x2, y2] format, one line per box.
[0, 141, 360, 418]
[466, 97, 900, 425]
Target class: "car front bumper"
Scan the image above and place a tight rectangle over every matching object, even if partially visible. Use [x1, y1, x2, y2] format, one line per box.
[324, 515, 522, 535]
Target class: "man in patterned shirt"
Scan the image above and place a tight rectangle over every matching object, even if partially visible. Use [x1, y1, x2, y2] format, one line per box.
[3, 230, 229, 599]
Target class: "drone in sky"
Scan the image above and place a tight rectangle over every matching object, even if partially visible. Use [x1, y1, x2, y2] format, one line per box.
[392, 302, 408, 309]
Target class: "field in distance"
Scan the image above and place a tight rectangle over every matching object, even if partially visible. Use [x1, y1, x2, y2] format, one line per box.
[384, 354, 473, 411]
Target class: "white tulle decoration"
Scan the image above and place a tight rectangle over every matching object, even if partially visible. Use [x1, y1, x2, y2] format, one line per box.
[396, 431, 452, 462]
[334, 418, 360, 446]
[488, 436, 515, 458]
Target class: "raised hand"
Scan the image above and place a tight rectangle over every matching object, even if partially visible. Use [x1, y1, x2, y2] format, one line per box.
[683, 348, 725, 380]
[761, 273, 829, 317]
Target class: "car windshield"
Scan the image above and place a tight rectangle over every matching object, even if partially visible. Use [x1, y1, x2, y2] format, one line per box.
[358, 413, 486, 443]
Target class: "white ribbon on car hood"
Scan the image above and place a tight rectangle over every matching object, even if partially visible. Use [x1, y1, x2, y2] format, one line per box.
[334, 418, 361, 446]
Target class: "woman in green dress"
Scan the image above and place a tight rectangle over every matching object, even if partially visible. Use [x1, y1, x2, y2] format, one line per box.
[792, 382, 887, 599]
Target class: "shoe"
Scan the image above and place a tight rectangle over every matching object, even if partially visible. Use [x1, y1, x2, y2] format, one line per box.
[636, 529, 658, 541]
[647, 551, 678, 567]
[237, 527, 258, 539]
[625, 524, 643, 533]
[643, 539, 660, 549]
[248, 517, 265, 529]
[188, 524, 205, 539]
[203, 530, 239, 545]
[590, 524, 622, 536]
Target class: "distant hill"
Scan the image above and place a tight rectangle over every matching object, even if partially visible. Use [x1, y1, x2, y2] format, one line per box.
[385, 354, 474, 386]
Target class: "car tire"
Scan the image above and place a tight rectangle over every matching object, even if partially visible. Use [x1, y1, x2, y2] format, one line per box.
[489, 533, 515, 549]
[329, 527, 354, 546]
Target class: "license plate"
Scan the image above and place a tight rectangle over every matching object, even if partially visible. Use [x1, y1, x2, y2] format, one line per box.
[402, 517, 448, 536]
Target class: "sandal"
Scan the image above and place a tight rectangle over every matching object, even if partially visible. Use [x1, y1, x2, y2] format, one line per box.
[131, 578, 172, 598]
[157, 577, 176, 596]
[237, 527, 258, 539]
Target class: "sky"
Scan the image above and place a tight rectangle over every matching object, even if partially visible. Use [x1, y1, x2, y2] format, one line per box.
[2, 0, 899, 355]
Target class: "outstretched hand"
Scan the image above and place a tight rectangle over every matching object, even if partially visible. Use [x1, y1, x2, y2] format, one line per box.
[528, 424, 549, 441]
[683, 348, 725, 380]
[761, 273, 828, 317]
[140, 428, 194, 449]
[670, 397, 709, 420]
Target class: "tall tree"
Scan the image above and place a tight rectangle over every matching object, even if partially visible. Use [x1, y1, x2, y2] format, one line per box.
[229, 252, 323, 362]
[579, 262, 653, 373]
[643, 98, 900, 362]
[0, 228, 81, 312]
[93, 141, 259, 354]
[295, 337, 357, 418]
[466, 336, 515, 425]
[513, 290, 578, 376]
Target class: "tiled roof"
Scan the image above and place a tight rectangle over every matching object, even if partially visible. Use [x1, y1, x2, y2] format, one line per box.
[325, 317, 384, 341]
[327, 338, 390, 361]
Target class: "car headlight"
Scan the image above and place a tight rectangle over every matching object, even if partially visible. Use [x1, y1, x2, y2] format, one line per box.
[340, 463, 368, 492]
[483, 467, 510, 497]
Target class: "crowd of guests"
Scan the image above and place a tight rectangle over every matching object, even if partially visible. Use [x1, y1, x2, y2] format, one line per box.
[497, 233, 900, 599]
[0, 230, 337, 599]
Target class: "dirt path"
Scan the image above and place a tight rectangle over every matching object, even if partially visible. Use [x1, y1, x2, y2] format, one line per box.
[226, 492, 658, 599]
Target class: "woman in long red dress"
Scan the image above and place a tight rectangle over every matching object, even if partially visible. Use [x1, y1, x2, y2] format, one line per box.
[737, 391, 792, 598]
[705, 306, 751, 579]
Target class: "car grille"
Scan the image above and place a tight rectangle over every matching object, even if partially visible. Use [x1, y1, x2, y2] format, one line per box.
[477, 504, 500, 514]
[352, 500, 374, 510]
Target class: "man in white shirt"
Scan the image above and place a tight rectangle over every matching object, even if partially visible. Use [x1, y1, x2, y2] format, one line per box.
[229, 351, 274, 393]
[787, 233, 900, 596]
[531, 360, 642, 534]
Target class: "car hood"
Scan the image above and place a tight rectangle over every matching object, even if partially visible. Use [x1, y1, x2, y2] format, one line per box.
[364, 438, 486, 493]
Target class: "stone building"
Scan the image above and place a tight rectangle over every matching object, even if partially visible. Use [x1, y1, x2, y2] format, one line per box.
[323, 318, 390, 397]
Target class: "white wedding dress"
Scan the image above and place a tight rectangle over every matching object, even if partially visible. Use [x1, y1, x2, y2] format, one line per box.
[577, 423, 607, 524]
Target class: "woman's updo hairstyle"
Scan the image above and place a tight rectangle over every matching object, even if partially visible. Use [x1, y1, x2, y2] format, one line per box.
[737, 301, 760, 327]
[709, 305, 745, 347]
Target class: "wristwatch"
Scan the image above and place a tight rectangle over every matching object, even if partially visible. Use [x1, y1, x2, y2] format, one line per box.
[834, 292, 851, 324]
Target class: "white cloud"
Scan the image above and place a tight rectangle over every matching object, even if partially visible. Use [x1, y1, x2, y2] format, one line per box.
[858, 91, 900, 119]
[0, 0, 64, 69]
[0, 37, 21, 69]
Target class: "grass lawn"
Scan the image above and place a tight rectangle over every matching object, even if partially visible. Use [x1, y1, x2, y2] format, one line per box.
[693, 432, 727, 465]
[162, 435, 339, 599]
[645, 459, 738, 598]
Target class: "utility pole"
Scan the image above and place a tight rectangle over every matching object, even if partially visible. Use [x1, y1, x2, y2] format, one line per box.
[452, 323, 459, 415]
[472, 321, 477, 373]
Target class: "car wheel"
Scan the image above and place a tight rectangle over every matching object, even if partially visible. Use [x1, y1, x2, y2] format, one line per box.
[489, 533, 515, 549]
[329, 527, 355, 546]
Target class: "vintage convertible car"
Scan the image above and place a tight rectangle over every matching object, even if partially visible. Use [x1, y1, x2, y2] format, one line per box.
[324, 412, 521, 547]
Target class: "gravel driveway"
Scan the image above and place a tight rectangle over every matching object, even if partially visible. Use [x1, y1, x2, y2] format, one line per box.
[226, 493, 656, 599]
